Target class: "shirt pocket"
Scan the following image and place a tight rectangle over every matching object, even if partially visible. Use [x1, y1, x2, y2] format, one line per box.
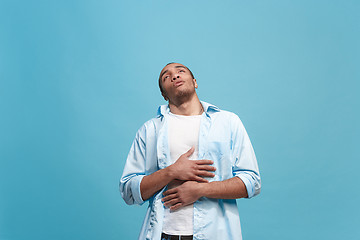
[205, 141, 233, 181]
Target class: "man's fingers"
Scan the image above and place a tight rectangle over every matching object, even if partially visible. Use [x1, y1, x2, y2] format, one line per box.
[198, 165, 216, 172]
[163, 188, 176, 196]
[193, 176, 209, 183]
[163, 198, 181, 208]
[162, 193, 177, 202]
[194, 159, 214, 165]
[184, 147, 195, 157]
[197, 170, 215, 178]
[170, 203, 183, 211]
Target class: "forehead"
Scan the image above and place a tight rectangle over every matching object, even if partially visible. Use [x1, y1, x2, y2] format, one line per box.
[160, 63, 187, 75]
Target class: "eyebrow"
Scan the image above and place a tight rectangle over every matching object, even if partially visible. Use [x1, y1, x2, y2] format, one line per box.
[160, 70, 168, 79]
[160, 66, 187, 79]
[174, 65, 186, 69]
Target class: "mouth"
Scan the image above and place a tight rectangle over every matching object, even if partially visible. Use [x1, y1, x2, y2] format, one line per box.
[173, 81, 184, 87]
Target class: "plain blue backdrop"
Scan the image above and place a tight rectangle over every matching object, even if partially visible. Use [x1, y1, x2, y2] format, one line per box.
[1, 0, 359, 239]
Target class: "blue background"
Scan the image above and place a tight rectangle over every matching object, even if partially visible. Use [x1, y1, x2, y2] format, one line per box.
[1, 0, 359, 239]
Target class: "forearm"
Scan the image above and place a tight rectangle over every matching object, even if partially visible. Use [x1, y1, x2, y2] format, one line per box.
[140, 166, 175, 201]
[140, 147, 215, 201]
[200, 177, 248, 199]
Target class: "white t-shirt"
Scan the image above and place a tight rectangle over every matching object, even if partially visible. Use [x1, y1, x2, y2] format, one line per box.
[162, 112, 202, 235]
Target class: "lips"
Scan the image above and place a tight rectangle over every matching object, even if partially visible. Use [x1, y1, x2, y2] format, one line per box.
[173, 81, 184, 87]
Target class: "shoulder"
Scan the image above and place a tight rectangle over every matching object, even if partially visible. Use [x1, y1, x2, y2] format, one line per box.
[203, 101, 240, 121]
[135, 115, 163, 138]
[215, 108, 242, 123]
[218, 109, 239, 118]
[213, 108, 247, 135]
[134, 103, 169, 137]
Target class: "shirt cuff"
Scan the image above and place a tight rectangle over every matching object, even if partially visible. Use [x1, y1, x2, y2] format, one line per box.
[131, 175, 146, 205]
[236, 174, 255, 198]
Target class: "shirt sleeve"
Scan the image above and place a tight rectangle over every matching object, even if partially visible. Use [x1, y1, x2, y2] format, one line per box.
[231, 114, 261, 198]
[119, 125, 147, 205]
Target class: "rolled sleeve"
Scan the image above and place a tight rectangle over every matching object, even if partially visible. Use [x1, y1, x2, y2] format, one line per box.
[120, 174, 145, 205]
[234, 171, 261, 198]
[231, 114, 261, 199]
[120, 125, 148, 205]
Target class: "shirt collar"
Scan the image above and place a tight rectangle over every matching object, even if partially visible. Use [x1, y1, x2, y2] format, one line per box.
[157, 101, 220, 118]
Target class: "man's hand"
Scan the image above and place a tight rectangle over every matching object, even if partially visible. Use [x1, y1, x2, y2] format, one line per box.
[140, 147, 215, 201]
[169, 147, 216, 183]
[162, 177, 248, 211]
[162, 181, 203, 211]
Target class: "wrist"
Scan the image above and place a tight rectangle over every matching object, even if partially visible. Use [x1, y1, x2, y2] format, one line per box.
[165, 164, 176, 180]
[198, 182, 210, 198]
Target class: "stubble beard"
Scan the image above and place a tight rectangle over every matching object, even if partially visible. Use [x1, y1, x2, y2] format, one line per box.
[168, 86, 196, 105]
[176, 88, 194, 100]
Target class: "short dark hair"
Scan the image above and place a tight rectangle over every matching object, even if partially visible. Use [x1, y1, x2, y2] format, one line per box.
[158, 62, 195, 100]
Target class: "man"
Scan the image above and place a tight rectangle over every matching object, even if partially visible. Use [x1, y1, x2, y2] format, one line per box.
[120, 63, 261, 240]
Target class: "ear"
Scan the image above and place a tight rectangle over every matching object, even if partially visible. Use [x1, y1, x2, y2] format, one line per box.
[193, 79, 198, 89]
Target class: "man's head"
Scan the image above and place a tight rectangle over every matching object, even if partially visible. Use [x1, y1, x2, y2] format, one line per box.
[158, 63, 197, 102]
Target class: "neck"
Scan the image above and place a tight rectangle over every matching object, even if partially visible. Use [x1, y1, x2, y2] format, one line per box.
[168, 94, 203, 116]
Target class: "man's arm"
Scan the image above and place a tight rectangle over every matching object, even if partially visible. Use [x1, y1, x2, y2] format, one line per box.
[162, 114, 261, 210]
[140, 147, 216, 201]
[162, 177, 247, 211]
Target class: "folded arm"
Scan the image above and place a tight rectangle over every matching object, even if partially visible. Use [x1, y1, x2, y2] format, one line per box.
[162, 177, 247, 211]
[140, 147, 216, 201]
[163, 114, 261, 211]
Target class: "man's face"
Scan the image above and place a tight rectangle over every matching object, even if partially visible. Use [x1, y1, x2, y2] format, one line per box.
[159, 63, 198, 102]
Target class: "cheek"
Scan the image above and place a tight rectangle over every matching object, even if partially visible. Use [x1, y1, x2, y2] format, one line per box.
[161, 82, 172, 94]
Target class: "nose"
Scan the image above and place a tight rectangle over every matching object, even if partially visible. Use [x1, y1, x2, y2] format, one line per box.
[172, 75, 180, 81]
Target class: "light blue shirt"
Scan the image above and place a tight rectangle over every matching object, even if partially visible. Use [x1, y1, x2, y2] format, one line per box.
[120, 101, 261, 240]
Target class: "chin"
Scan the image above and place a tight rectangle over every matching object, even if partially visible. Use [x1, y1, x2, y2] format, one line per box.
[174, 89, 196, 101]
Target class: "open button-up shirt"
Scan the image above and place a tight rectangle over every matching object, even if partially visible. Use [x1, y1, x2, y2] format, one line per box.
[120, 101, 261, 240]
